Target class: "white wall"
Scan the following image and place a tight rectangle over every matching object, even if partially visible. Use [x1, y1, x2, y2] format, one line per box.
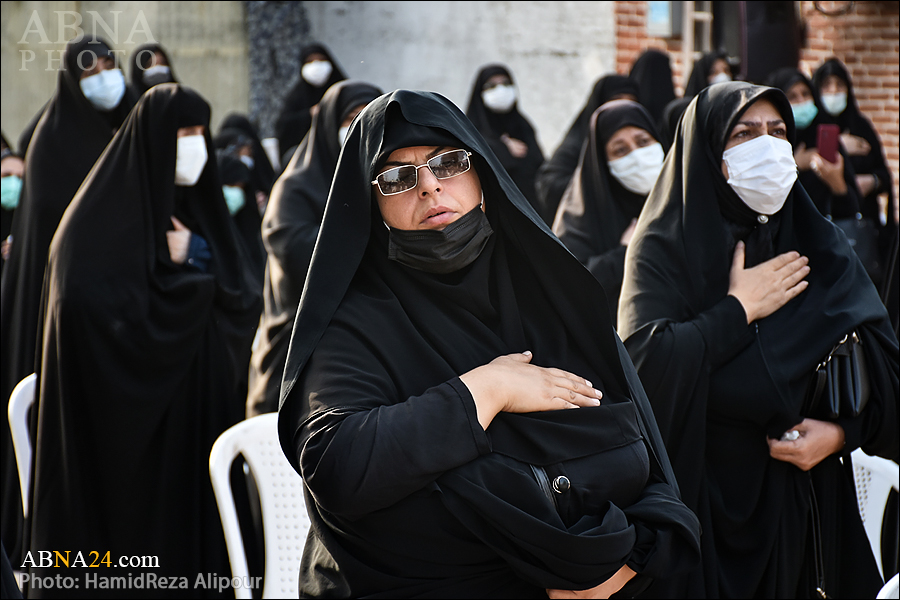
[303, 1, 618, 155]
[1, 1, 249, 149]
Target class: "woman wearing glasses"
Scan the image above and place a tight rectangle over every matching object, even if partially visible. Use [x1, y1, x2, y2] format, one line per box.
[277, 89, 700, 598]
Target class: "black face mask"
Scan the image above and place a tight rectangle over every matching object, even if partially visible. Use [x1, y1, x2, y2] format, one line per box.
[387, 205, 493, 274]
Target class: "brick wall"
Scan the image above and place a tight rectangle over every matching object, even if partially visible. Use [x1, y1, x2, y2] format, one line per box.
[615, 1, 687, 94]
[614, 1, 899, 219]
[798, 0, 899, 219]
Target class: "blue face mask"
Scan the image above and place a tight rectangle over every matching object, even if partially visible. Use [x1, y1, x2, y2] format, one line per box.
[791, 99, 818, 130]
[1, 175, 23, 210]
[222, 185, 246, 215]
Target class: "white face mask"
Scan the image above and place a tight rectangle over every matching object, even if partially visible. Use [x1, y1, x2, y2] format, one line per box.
[709, 72, 732, 86]
[482, 84, 517, 113]
[820, 92, 848, 116]
[174, 135, 208, 186]
[722, 135, 797, 215]
[79, 68, 126, 111]
[338, 126, 350, 145]
[239, 154, 255, 170]
[142, 64, 171, 87]
[607, 142, 665, 195]
[301, 60, 333, 87]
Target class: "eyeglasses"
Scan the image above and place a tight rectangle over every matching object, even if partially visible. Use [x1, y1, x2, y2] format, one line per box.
[372, 149, 473, 196]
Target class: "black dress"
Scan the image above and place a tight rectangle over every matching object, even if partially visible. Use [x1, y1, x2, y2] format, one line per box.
[248, 80, 382, 417]
[465, 64, 546, 222]
[535, 75, 639, 224]
[618, 81, 898, 598]
[0, 36, 133, 565]
[26, 84, 262, 598]
[552, 100, 662, 328]
[277, 89, 701, 598]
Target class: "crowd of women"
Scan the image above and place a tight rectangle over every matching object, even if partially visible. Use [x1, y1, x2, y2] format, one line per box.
[0, 35, 897, 600]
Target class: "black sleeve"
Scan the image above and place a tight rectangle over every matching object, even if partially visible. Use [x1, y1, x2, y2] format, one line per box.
[293, 319, 491, 519]
[836, 324, 899, 460]
[262, 191, 323, 292]
[586, 246, 627, 321]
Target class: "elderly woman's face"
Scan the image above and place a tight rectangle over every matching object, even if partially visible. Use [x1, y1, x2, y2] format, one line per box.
[374, 145, 483, 231]
[721, 98, 787, 178]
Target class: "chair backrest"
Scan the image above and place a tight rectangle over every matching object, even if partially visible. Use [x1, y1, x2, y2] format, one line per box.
[7, 373, 36, 519]
[209, 413, 310, 599]
[878, 572, 900, 600]
[851, 448, 900, 580]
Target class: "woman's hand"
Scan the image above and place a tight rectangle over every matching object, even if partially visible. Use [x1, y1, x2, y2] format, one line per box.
[794, 142, 817, 171]
[547, 565, 637, 599]
[810, 152, 848, 196]
[855, 174, 878, 198]
[620, 218, 638, 247]
[166, 216, 192, 264]
[768, 419, 846, 471]
[728, 241, 810, 324]
[840, 133, 871, 157]
[460, 351, 603, 430]
[500, 134, 529, 158]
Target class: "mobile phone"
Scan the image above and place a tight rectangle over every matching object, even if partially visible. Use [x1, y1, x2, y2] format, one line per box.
[817, 123, 840, 164]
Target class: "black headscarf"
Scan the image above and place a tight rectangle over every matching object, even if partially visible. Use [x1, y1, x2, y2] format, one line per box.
[273, 43, 347, 159]
[618, 81, 898, 598]
[127, 42, 177, 100]
[465, 64, 546, 219]
[553, 100, 661, 328]
[0, 36, 134, 563]
[536, 74, 639, 225]
[219, 112, 277, 194]
[247, 80, 382, 417]
[629, 49, 677, 123]
[26, 84, 262, 597]
[766, 67, 864, 221]
[277, 89, 700, 597]
[683, 50, 730, 99]
[812, 58, 895, 221]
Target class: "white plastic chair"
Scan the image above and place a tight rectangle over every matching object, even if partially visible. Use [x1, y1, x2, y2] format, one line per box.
[851, 448, 900, 580]
[7, 373, 36, 518]
[878, 572, 899, 599]
[209, 413, 310, 599]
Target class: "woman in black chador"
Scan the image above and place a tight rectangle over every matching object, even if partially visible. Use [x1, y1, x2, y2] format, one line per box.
[127, 42, 177, 100]
[274, 42, 347, 163]
[813, 57, 896, 288]
[535, 74, 639, 224]
[618, 81, 898, 598]
[248, 79, 382, 417]
[277, 89, 700, 598]
[0, 35, 133, 564]
[26, 84, 262, 598]
[552, 99, 665, 328]
[465, 64, 545, 222]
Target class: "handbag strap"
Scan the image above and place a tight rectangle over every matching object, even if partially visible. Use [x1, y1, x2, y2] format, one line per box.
[809, 475, 830, 599]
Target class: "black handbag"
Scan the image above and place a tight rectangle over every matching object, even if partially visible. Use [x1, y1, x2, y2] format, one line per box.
[833, 212, 882, 286]
[803, 331, 870, 419]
